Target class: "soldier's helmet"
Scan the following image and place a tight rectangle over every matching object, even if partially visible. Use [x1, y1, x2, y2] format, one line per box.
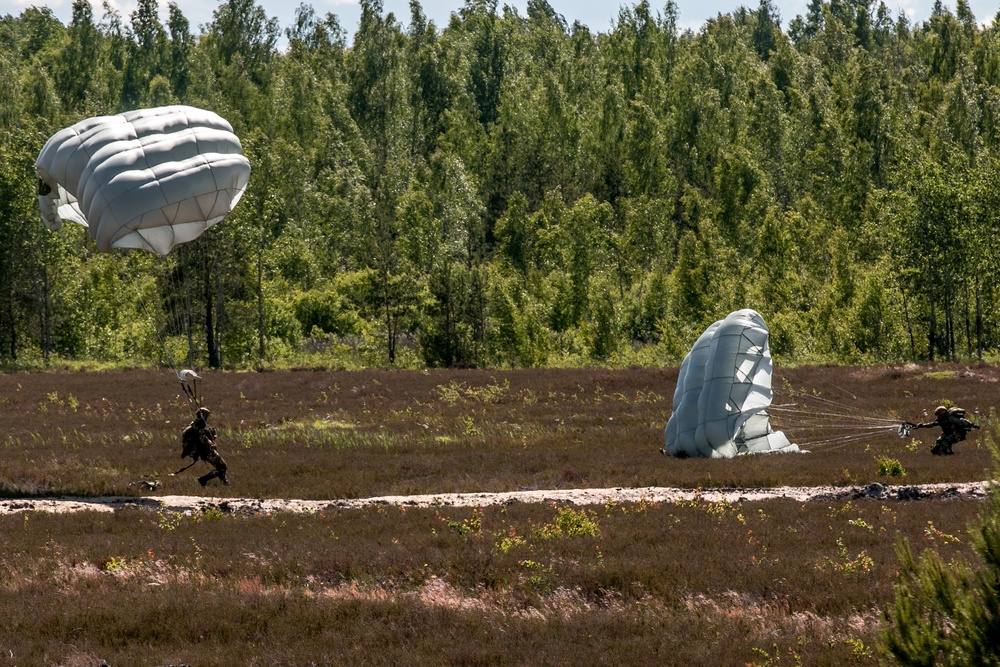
[935, 406, 948, 417]
[196, 407, 211, 420]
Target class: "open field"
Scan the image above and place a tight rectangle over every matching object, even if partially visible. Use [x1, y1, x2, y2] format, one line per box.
[0, 363, 998, 665]
[1, 363, 997, 499]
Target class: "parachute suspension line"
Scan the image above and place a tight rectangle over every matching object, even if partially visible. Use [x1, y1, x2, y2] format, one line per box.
[111, 252, 201, 409]
[768, 405, 901, 426]
[169, 250, 203, 409]
[796, 428, 900, 451]
[777, 375, 861, 405]
[801, 426, 902, 449]
[769, 381, 909, 450]
[773, 389, 901, 423]
[178, 244, 196, 370]
[112, 251, 180, 373]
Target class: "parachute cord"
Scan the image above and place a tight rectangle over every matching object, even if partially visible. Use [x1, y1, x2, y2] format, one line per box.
[110, 252, 199, 408]
[111, 252, 179, 372]
[789, 426, 899, 444]
[769, 405, 902, 425]
[773, 390, 902, 423]
[787, 425, 902, 450]
[770, 382, 915, 452]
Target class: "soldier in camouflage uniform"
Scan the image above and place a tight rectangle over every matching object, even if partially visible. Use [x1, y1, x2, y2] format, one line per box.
[181, 407, 228, 485]
[912, 405, 979, 456]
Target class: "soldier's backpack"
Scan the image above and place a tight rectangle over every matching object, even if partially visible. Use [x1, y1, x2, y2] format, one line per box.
[181, 423, 200, 460]
[947, 407, 975, 437]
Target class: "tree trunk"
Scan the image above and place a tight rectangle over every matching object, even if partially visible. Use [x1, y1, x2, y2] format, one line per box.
[944, 267, 954, 360]
[926, 254, 936, 361]
[976, 279, 983, 360]
[383, 270, 396, 365]
[964, 278, 972, 358]
[257, 246, 265, 366]
[899, 282, 915, 359]
[214, 267, 224, 368]
[205, 254, 220, 368]
[5, 289, 15, 360]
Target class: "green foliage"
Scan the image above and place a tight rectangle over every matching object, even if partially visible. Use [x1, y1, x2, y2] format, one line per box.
[551, 507, 601, 538]
[881, 443, 1000, 665]
[293, 288, 361, 337]
[6, 0, 1000, 367]
[877, 457, 906, 478]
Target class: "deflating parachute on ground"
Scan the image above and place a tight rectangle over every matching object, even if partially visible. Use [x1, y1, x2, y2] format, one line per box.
[662, 309, 799, 458]
[35, 105, 250, 256]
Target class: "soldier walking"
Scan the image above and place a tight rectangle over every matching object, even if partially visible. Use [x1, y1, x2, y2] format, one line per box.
[181, 407, 229, 485]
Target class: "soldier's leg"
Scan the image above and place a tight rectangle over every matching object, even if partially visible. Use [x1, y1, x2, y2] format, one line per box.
[199, 450, 227, 486]
[214, 453, 228, 484]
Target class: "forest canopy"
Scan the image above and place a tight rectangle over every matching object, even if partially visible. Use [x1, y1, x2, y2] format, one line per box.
[1, 0, 998, 370]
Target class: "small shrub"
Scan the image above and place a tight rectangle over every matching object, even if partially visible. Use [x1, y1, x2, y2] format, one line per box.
[103, 555, 129, 573]
[817, 537, 875, 574]
[494, 527, 527, 553]
[876, 457, 906, 478]
[531, 507, 602, 539]
[463, 416, 482, 437]
[441, 508, 483, 536]
[554, 507, 601, 537]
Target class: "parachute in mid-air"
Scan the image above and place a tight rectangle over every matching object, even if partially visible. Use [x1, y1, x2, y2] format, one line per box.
[662, 309, 799, 458]
[35, 105, 250, 256]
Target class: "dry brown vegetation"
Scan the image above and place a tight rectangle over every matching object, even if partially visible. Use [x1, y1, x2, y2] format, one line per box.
[0, 363, 997, 665]
[0, 363, 996, 499]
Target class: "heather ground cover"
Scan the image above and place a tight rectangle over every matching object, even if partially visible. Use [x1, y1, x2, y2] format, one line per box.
[0, 493, 986, 666]
[0, 363, 996, 500]
[0, 363, 997, 665]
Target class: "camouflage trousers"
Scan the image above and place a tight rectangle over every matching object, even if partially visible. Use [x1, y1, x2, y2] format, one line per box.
[198, 447, 228, 485]
[931, 433, 961, 456]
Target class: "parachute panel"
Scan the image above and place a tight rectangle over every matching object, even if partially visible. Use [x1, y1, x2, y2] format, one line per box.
[36, 105, 250, 256]
[665, 322, 721, 457]
[663, 309, 800, 458]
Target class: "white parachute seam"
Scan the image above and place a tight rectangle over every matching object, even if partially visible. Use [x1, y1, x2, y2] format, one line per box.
[37, 105, 250, 256]
[664, 309, 796, 457]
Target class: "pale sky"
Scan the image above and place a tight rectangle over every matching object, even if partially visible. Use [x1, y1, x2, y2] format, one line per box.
[1, 0, 996, 45]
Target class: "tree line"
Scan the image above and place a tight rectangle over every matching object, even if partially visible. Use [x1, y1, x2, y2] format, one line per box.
[1, 0, 999, 370]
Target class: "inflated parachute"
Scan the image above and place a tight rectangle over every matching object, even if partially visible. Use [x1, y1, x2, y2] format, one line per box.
[36, 105, 250, 256]
[662, 309, 799, 458]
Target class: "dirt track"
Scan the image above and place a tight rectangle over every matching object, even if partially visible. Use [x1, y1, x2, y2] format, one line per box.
[0, 480, 992, 516]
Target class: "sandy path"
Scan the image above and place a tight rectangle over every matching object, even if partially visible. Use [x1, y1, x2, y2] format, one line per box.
[0, 481, 993, 515]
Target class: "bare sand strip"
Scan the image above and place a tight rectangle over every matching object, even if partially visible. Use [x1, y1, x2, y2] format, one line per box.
[0, 481, 993, 516]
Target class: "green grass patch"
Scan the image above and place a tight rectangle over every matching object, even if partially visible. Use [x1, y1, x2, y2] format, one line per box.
[921, 370, 960, 380]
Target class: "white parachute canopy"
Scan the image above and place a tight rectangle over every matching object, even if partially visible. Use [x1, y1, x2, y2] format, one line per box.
[35, 105, 251, 256]
[662, 309, 799, 458]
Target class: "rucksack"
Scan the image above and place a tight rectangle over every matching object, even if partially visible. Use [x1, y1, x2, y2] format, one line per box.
[947, 407, 975, 434]
[181, 423, 200, 459]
